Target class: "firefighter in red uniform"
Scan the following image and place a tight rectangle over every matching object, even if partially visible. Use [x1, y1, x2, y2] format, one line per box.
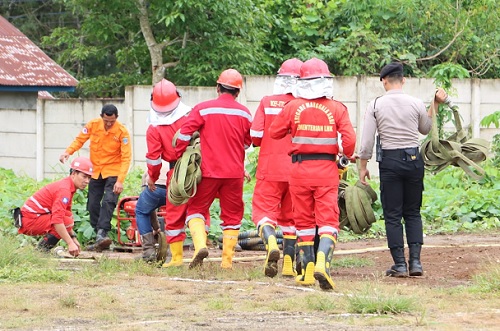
[144, 79, 192, 267]
[269, 58, 356, 290]
[250, 58, 303, 278]
[175, 69, 252, 269]
[17, 157, 94, 257]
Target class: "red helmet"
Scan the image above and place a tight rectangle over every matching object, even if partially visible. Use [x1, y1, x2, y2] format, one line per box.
[277, 58, 303, 76]
[151, 79, 181, 113]
[71, 157, 93, 176]
[300, 58, 332, 79]
[217, 69, 243, 89]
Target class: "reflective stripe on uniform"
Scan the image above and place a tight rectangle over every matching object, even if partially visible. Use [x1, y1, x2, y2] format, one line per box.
[146, 157, 162, 166]
[280, 225, 296, 233]
[30, 196, 50, 214]
[264, 107, 281, 115]
[292, 136, 338, 145]
[297, 228, 316, 237]
[250, 129, 264, 138]
[256, 217, 276, 228]
[318, 226, 338, 236]
[166, 229, 185, 237]
[221, 224, 241, 230]
[177, 132, 192, 142]
[200, 107, 252, 122]
[186, 213, 207, 223]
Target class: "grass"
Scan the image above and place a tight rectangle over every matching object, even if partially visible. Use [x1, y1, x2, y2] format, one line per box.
[1, 232, 499, 330]
[469, 262, 500, 293]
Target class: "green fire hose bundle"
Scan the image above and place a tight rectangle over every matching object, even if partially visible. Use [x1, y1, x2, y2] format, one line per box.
[168, 131, 202, 206]
[421, 100, 489, 180]
[338, 180, 378, 234]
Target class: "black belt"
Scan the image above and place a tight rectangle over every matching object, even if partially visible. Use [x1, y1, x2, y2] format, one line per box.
[382, 147, 419, 160]
[291, 153, 336, 163]
[169, 161, 176, 169]
[156, 184, 167, 190]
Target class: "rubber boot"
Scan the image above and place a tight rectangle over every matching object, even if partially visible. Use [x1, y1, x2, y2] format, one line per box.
[408, 243, 424, 276]
[221, 229, 239, 269]
[295, 241, 315, 286]
[260, 224, 280, 277]
[282, 236, 297, 277]
[295, 242, 301, 275]
[140, 232, 156, 262]
[314, 234, 336, 290]
[386, 247, 408, 277]
[86, 229, 112, 252]
[188, 218, 208, 269]
[162, 241, 184, 267]
[37, 233, 60, 252]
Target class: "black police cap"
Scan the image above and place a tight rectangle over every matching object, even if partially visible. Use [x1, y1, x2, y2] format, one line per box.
[380, 62, 403, 81]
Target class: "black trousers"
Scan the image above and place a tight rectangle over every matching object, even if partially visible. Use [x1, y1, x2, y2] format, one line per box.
[87, 175, 119, 232]
[379, 153, 424, 249]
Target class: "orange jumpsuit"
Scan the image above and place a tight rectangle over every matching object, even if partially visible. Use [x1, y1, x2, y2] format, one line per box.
[269, 98, 356, 242]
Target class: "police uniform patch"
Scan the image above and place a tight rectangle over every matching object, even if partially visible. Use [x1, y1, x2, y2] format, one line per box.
[62, 197, 69, 204]
[82, 127, 88, 134]
[123, 137, 129, 144]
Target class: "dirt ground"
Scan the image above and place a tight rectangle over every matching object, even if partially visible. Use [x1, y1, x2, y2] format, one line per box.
[2, 233, 499, 331]
[105, 232, 500, 289]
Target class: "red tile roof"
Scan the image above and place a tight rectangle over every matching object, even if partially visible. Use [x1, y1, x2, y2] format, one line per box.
[0, 15, 78, 88]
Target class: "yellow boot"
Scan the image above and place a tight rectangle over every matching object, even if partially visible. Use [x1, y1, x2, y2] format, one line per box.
[282, 235, 297, 277]
[259, 224, 280, 277]
[221, 229, 239, 269]
[295, 241, 315, 286]
[314, 234, 336, 290]
[188, 218, 208, 269]
[162, 241, 184, 268]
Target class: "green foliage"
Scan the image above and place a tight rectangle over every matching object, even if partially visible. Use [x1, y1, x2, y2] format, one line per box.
[428, 62, 470, 138]
[480, 111, 500, 129]
[421, 159, 500, 233]
[3, 0, 499, 97]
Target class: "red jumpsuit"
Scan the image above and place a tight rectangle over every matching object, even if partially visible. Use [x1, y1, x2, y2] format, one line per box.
[19, 176, 76, 239]
[250, 94, 294, 236]
[175, 93, 252, 230]
[269, 98, 356, 242]
[145, 117, 190, 244]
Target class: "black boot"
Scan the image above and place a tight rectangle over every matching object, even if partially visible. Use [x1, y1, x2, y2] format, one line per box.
[295, 241, 315, 286]
[86, 229, 112, 252]
[314, 234, 336, 290]
[386, 247, 408, 277]
[408, 243, 423, 276]
[37, 234, 60, 252]
[282, 237, 297, 277]
[260, 224, 280, 278]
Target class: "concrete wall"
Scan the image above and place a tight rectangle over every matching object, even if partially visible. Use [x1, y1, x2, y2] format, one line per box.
[0, 77, 499, 180]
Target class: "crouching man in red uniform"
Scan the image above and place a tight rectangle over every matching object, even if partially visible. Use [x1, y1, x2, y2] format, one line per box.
[17, 157, 94, 257]
[250, 58, 303, 278]
[175, 68, 252, 269]
[269, 58, 356, 290]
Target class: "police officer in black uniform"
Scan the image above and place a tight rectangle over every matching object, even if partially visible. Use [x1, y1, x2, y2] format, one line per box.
[357, 62, 447, 277]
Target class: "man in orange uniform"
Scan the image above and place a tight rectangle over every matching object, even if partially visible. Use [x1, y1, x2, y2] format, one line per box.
[59, 104, 132, 251]
[175, 69, 252, 269]
[144, 79, 192, 267]
[269, 58, 356, 290]
[250, 58, 303, 278]
[18, 157, 94, 257]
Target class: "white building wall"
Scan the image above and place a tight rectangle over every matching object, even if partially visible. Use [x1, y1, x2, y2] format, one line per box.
[0, 77, 499, 180]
